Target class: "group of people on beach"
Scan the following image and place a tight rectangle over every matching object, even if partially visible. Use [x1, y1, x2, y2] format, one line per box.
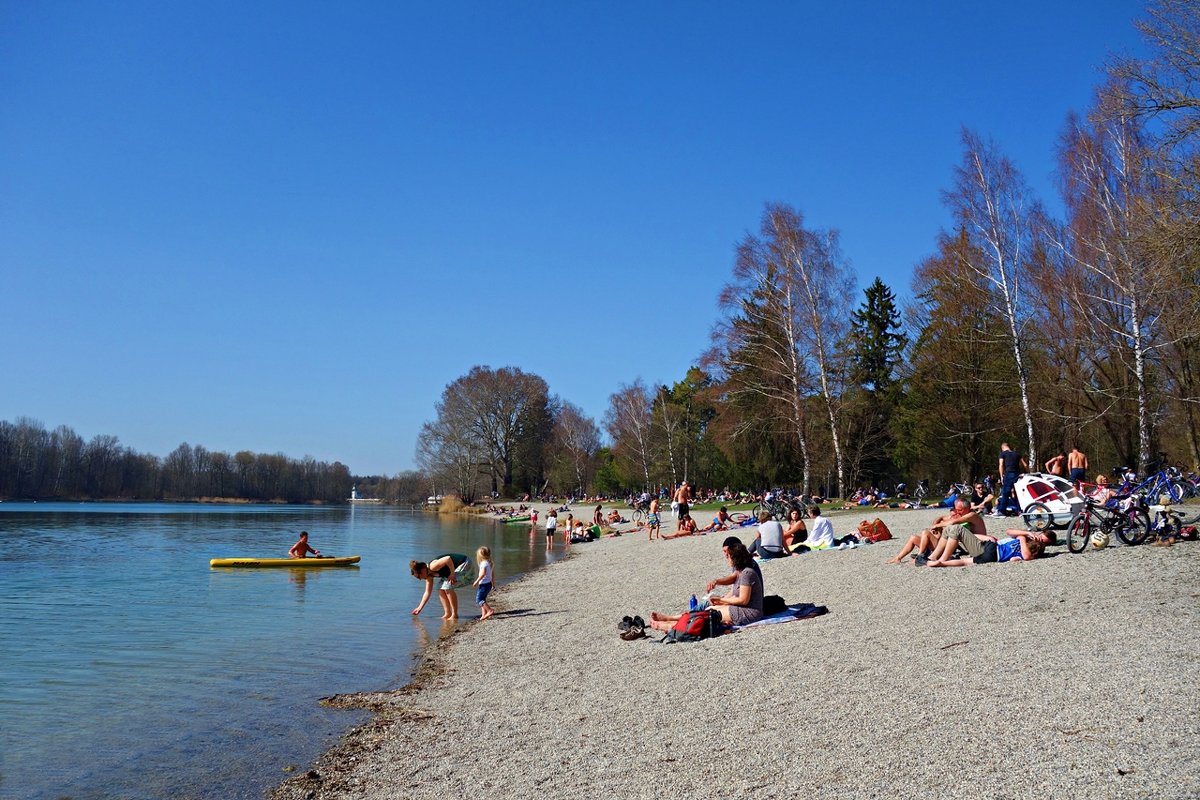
[885, 498, 1051, 567]
[287, 531, 498, 622]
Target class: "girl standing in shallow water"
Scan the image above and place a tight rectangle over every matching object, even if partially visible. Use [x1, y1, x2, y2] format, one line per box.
[472, 546, 495, 620]
[410, 553, 475, 620]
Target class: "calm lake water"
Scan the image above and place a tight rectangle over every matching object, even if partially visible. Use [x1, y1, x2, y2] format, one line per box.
[0, 503, 562, 800]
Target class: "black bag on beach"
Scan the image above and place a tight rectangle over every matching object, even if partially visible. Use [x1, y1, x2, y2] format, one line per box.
[762, 594, 787, 616]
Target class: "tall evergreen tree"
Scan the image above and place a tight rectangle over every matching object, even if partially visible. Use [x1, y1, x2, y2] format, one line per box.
[849, 278, 907, 393]
[844, 279, 908, 487]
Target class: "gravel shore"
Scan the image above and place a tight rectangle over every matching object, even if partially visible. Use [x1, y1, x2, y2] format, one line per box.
[274, 504, 1200, 800]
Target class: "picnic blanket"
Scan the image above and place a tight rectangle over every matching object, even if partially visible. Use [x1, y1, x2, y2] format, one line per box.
[730, 602, 828, 632]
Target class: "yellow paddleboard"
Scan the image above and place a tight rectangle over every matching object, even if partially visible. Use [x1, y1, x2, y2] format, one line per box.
[209, 555, 361, 568]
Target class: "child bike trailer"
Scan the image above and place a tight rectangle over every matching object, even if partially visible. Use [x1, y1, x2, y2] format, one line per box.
[1015, 472, 1085, 531]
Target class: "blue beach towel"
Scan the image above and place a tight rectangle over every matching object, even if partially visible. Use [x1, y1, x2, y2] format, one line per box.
[730, 602, 829, 632]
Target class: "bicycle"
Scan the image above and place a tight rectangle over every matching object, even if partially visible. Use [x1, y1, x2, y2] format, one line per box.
[753, 497, 789, 522]
[753, 489, 811, 522]
[1115, 468, 1199, 525]
[911, 480, 929, 505]
[1067, 494, 1150, 553]
[1147, 498, 1184, 544]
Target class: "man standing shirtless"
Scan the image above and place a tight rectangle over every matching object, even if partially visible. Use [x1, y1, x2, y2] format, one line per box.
[674, 481, 692, 532]
[1068, 446, 1089, 485]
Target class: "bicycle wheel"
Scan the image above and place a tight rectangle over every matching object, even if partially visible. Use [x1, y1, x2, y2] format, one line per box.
[631, 508, 646, 526]
[753, 502, 771, 521]
[1115, 507, 1151, 546]
[1067, 510, 1096, 553]
[1169, 481, 1200, 525]
[1022, 502, 1054, 532]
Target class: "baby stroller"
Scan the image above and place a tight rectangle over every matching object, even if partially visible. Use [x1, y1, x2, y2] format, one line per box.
[1014, 473, 1085, 531]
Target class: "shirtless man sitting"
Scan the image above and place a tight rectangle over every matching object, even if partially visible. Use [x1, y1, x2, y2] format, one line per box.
[288, 531, 321, 559]
[886, 500, 978, 565]
[922, 499, 988, 564]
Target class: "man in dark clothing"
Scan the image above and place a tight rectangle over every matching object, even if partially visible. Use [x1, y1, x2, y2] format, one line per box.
[996, 442, 1029, 516]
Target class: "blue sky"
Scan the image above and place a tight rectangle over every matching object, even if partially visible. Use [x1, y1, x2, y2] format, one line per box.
[1, 2, 1146, 475]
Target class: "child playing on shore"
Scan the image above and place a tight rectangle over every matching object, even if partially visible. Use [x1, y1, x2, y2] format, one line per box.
[472, 546, 495, 621]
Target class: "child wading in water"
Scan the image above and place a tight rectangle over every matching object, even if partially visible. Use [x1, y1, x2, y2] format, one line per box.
[472, 546, 495, 620]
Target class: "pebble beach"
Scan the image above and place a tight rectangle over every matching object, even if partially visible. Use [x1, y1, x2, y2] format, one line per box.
[273, 504, 1200, 800]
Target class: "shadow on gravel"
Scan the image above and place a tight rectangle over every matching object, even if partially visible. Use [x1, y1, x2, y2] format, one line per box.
[490, 608, 565, 619]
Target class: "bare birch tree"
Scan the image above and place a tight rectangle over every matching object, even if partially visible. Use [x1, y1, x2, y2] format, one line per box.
[944, 129, 1042, 465]
[1110, 0, 1200, 157]
[652, 385, 684, 487]
[708, 203, 853, 495]
[604, 381, 654, 490]
[708, 226, 814, 491]
[1052, 84, 1176, 471]
[771, 209, 854, 498]
[551, 401, 600, 497]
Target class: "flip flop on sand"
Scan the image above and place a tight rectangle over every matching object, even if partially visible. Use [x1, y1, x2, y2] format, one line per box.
[618, 616, 633, 632]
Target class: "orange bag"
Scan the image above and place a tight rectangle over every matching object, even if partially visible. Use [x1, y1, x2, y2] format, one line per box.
[856, 518, 893, 543]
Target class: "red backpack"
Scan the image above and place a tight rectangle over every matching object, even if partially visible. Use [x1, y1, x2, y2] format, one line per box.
[663, 609, 724, 643]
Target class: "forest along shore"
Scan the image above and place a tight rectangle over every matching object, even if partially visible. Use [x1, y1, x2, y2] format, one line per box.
[274, 505, 1200, 800]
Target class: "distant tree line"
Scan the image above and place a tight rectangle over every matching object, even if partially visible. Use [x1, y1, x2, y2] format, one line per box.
[0, 417, 355, 503]
[418, 2, 1200, 498]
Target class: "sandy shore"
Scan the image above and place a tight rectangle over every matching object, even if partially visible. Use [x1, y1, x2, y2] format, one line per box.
[274, 503, 1200, 800]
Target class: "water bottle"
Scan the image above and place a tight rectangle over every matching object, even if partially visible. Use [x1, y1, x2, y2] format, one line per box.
[688, 594, 697, 612]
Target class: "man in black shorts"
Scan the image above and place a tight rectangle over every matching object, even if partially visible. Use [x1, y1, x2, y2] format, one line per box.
[674, 481, 692, 532]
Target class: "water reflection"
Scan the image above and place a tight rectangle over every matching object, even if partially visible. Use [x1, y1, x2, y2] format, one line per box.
[288, 568, 310, 596]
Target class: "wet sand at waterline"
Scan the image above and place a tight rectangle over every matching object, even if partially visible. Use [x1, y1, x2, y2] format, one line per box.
[275, 504, 1200, 800]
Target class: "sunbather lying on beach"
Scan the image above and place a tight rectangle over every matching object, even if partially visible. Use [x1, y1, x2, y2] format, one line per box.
[662, 515, 699, 539]
[649, 539, 763, 629]
[699, 507, 733, 532]
[928, 529, 1048, 566]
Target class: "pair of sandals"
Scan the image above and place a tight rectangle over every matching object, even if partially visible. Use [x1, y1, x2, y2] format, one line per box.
[618, 615, 646, 640]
